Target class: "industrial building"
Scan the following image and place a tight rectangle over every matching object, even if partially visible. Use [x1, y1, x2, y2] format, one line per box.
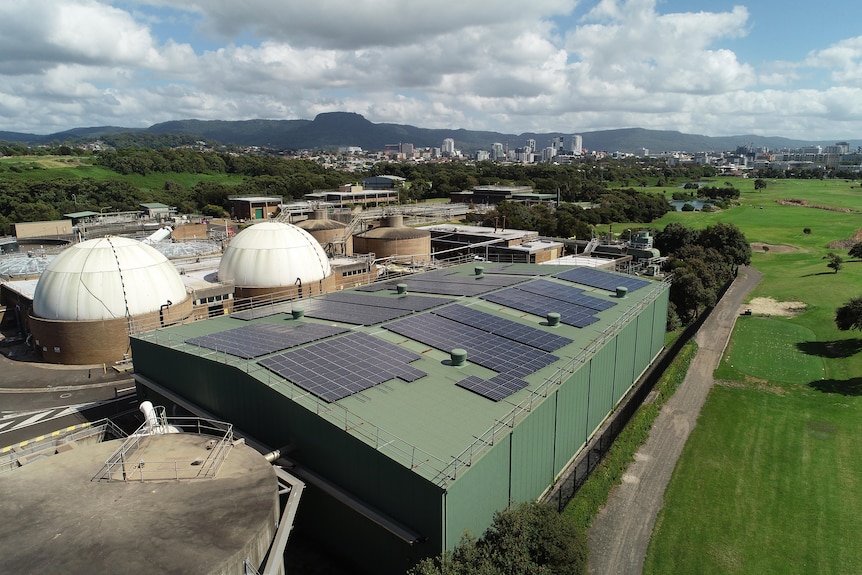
[131, 260, 669, 573]
[422, 223, 565, 263]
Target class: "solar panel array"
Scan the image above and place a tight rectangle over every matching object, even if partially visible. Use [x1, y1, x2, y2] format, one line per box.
[185, 322, 349, 359]
[456, 373, 530, 402]
[553, 266, 651, 292]
[481, 288, 601, 328]
[481, 263, 563, 276]
[231, 301, 294, 321]
[358, 269, 525, 297]
[385, 314, 558, 379]
[297, 291, 451, 325]
[514, 278, 616, 311]
[258, 332, 426, 402]
[433, 304, 571, 352]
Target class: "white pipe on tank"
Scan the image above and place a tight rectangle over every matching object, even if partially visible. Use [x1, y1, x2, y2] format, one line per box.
[140, 400, 159, 432]
[138, 400, 182, 435]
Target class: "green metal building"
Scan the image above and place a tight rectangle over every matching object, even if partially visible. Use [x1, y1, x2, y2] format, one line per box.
[131, 262, 669, 574]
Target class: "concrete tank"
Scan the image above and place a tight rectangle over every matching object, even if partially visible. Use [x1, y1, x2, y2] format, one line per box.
[0, 432, 280, 575]
[296, 210, 352, 255]
[353, 215, 431, 263]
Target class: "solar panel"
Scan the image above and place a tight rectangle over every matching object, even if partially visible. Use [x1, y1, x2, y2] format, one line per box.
[231, 301, 294, 321]
[385, 314, 558, 378]
[185, 322, 349, 358]
[300, 298, 412, 325]
[358, 270, 525, 297]
[514, 279, 616, 311]
[433, 304, 571, 352]
[481, 263, 562, 276]
[553, 267, 651, 292]
[258, 332, 426, 402]
[480, 289, 600, 329]
[456, 373, 530, 402]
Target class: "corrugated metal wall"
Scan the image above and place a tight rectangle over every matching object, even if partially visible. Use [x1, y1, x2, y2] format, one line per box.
[509, 394, 557, 502]
[553, 363, 590, 471]
[444, 434, 511, 549]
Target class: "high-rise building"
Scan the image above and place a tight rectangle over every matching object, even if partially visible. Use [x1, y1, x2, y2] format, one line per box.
[526, 139, 536, 153]
[442, 138, 455, 157]
[491, 142, 504, 160]
[571, 135, 583, 155]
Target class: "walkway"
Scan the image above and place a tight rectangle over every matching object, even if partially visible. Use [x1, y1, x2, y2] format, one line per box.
[587, 266, 762, 574]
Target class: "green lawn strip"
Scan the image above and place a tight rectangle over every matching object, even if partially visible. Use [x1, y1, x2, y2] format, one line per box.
[715, 317, 825, 385]
[564, 340, 697, 531]
[644, 384, 862, 575]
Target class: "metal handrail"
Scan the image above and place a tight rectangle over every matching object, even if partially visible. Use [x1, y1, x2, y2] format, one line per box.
[94, 409, 234, 482]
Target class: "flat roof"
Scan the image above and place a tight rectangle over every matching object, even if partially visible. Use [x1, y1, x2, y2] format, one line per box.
[228, 196, 283, 203]
[419, 223, 538, 242]
[135, 262, 667, 484]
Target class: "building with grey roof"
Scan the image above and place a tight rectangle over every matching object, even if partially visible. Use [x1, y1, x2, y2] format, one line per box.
[130, 261, 669, 573]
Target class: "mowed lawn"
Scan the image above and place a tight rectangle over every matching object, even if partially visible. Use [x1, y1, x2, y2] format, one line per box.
[645, 384, 862, 574]
[640, 178, 862, 574]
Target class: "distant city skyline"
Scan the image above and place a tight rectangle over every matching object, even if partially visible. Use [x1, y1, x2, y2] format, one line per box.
[1, 1, 861, 140]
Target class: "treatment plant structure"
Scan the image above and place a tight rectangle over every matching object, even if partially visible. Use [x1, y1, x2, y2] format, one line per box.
[131, 261, 669, 573]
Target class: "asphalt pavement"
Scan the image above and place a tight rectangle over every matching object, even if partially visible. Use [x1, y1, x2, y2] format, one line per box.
[587, 266, 762, 575]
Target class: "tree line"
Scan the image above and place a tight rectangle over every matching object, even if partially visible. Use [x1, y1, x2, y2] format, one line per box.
[654, 222, 752, 328]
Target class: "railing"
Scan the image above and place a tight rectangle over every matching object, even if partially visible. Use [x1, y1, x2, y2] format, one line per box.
[93, 407, 234, 482]
[0, 418, 128, 475]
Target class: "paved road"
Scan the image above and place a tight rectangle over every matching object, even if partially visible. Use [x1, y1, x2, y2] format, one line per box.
[587, 266, 762, 575]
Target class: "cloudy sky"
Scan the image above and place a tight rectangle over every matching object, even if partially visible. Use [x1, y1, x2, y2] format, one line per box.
[1, 0, 861, 140]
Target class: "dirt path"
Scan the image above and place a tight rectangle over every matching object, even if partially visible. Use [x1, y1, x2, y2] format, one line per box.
[587, 266, 762, 575]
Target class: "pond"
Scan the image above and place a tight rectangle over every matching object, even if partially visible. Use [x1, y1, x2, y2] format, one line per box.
[668, 199, 714, 211]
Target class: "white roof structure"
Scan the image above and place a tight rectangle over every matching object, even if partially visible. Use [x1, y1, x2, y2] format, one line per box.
[218, 221, 331, 288]
[33, 237, 188, 321]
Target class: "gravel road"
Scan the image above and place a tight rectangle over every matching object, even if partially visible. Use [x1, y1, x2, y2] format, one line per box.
[587, 266, 762, 575]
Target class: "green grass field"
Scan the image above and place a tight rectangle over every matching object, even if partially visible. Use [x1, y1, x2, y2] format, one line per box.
[640, 179, 862, 574]
[0, 155, 246, 191]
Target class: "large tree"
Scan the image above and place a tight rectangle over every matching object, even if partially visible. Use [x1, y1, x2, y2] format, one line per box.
[835, 297, 862, 331]
[410, 502, 586, 575]
[698, 222, 751, 267]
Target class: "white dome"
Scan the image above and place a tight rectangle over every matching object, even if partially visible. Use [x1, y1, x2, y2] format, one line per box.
[33, 237, 188, 321]
[218, 221, 331, 288]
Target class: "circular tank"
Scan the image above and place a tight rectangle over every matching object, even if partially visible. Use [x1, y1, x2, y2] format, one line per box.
[33, 236, 188, 321]
[353, 215, 431, 262]
[296, 210, 352, 255]
[219, 221, 331, 288]
[0, 432, 280, 574]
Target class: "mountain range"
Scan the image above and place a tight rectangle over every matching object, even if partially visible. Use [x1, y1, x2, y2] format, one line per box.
[1, 112, 858, 154]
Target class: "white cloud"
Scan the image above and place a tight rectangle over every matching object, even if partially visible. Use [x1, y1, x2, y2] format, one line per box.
[0, 0, 860, 140]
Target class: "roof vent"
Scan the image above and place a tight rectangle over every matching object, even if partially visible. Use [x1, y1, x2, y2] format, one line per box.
[291, 307, 305, 320]
[546, 312, 561, 327]
[449, 348, 467, 367]
[474, 266, 484, 277]
[396, 283, 408, 295]
[615, 286, 628, 298]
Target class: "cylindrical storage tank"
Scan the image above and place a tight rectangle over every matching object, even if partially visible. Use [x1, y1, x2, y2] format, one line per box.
[30, 237, 192, 364]
[219, 221, 334, 299]
[296, 210, 352, 255]
[353, 216, 431, 263]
